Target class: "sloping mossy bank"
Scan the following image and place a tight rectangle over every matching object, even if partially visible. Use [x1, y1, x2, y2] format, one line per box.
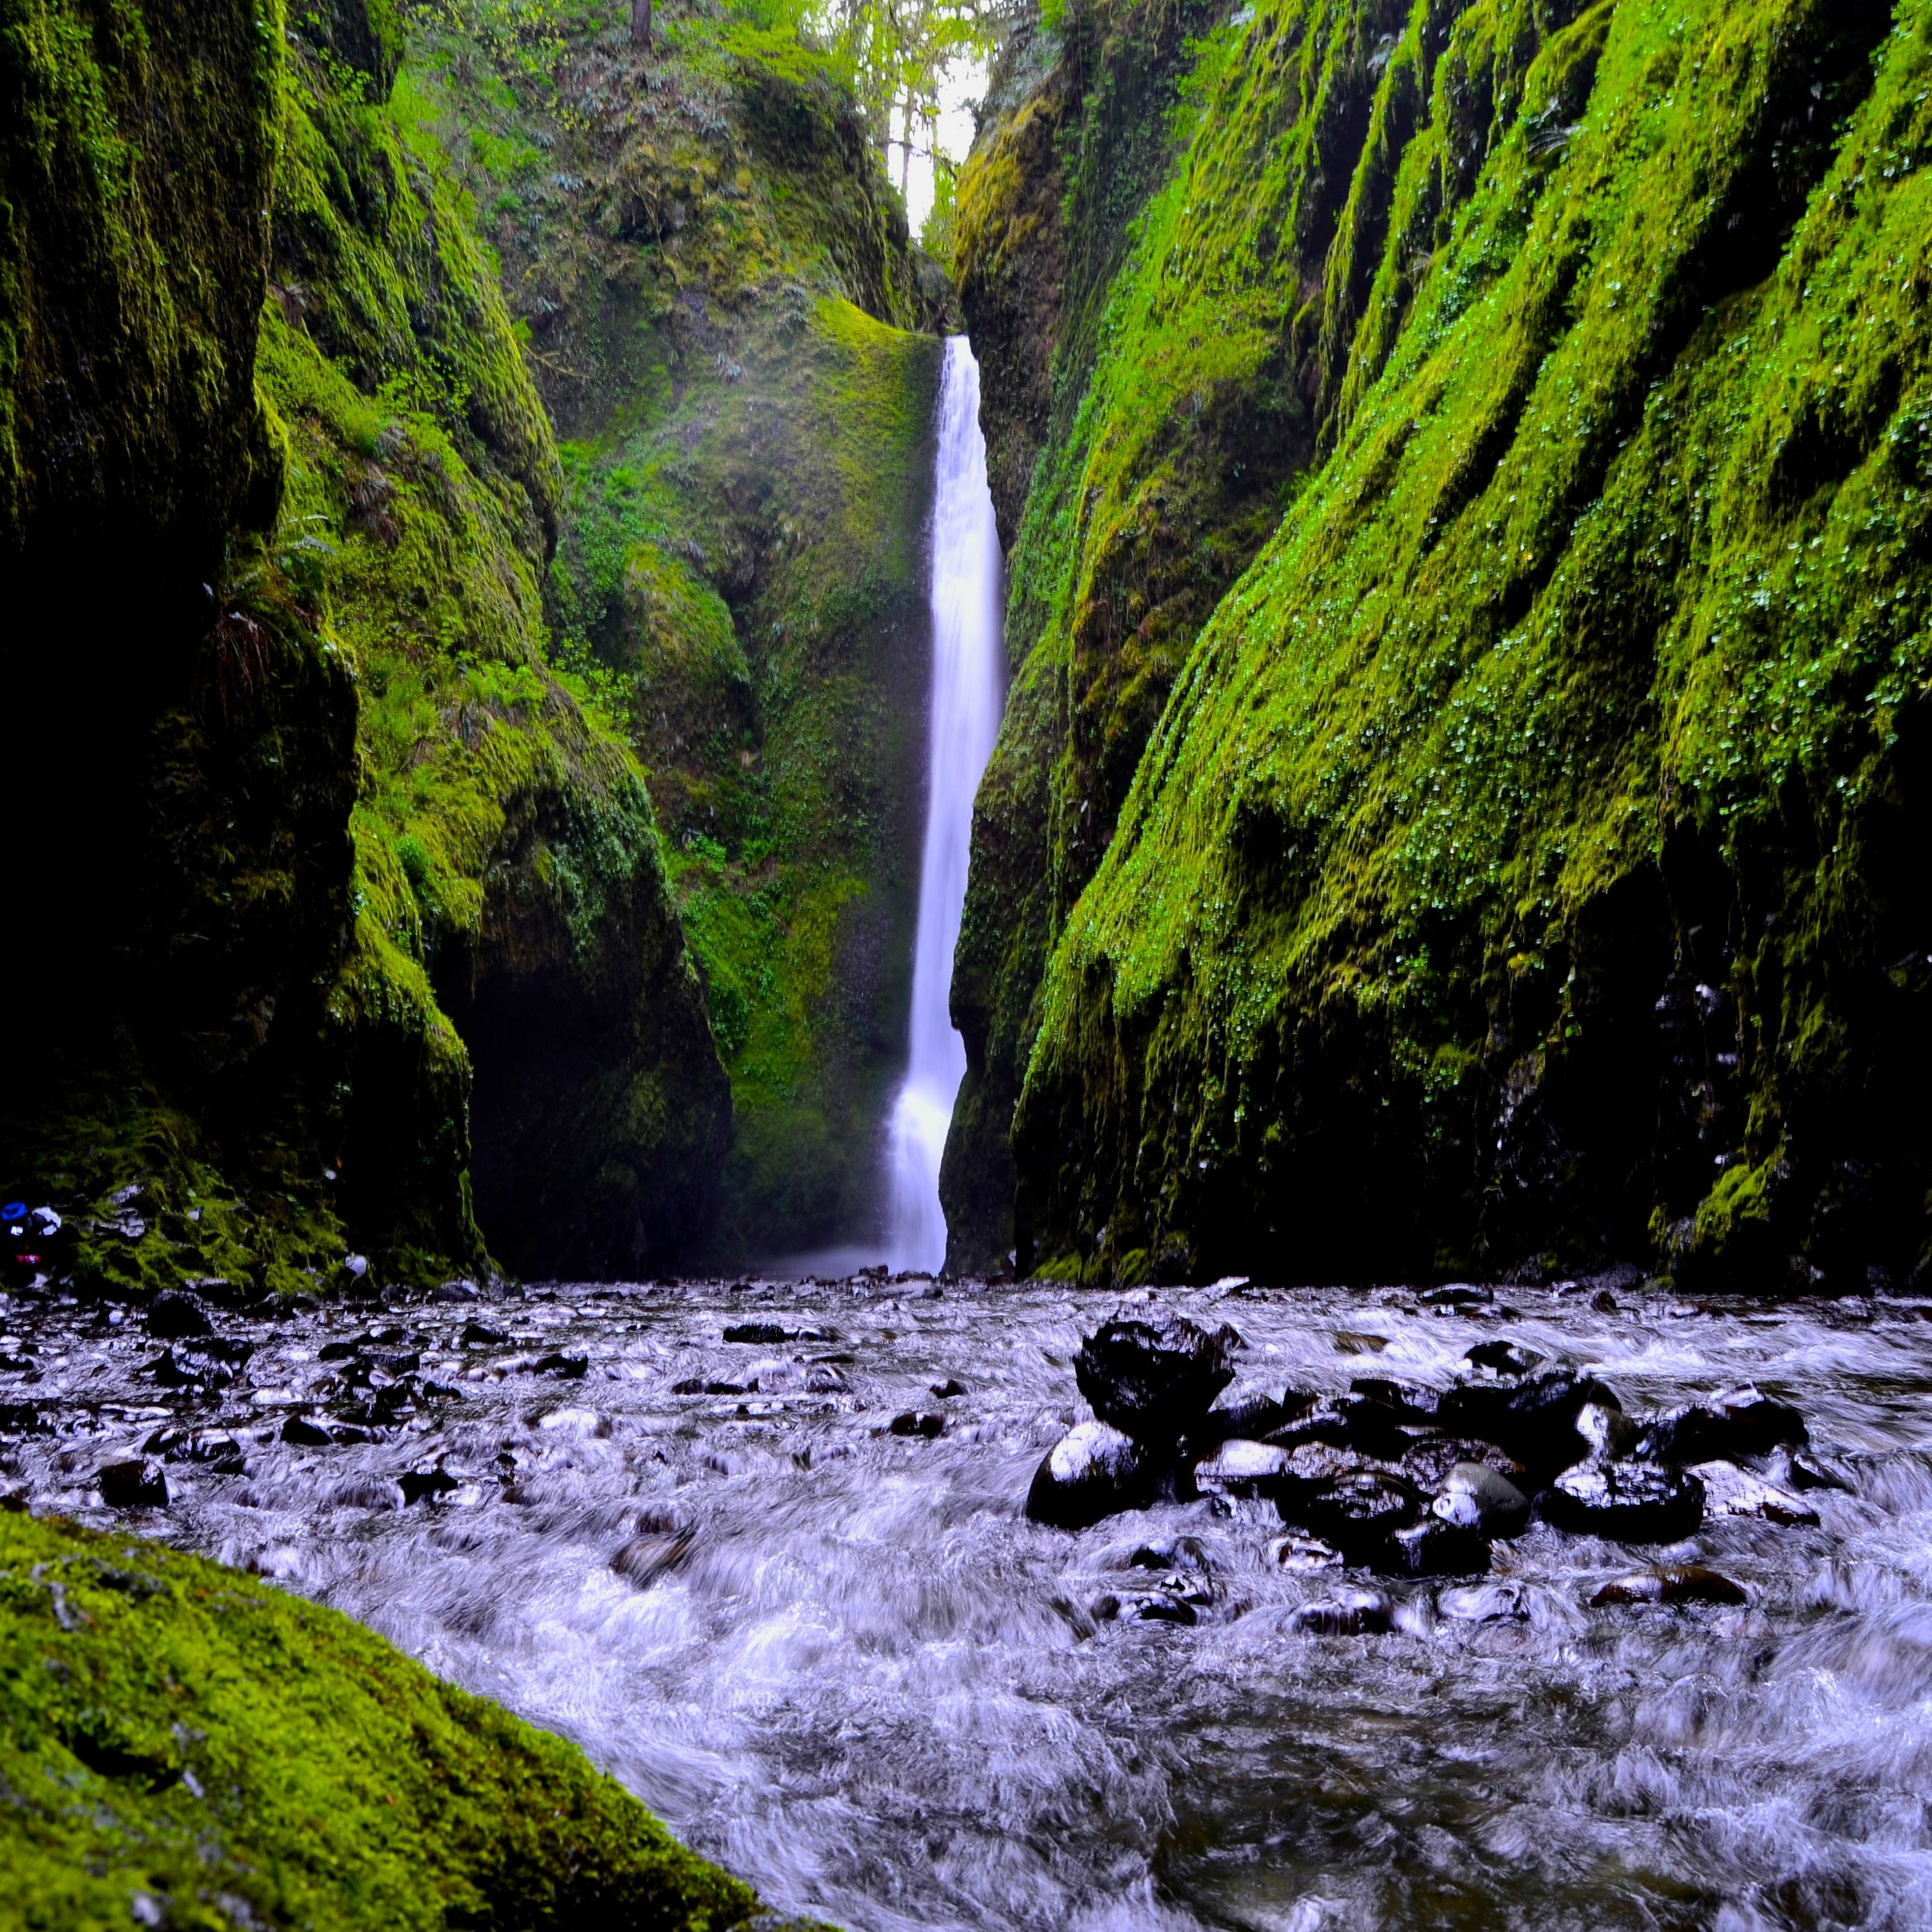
[1009, 0, 1932, 1289]
[399, 0, 949, 1265]
[0, 0, 728, 1295]
[0, 1509, 782, 1931]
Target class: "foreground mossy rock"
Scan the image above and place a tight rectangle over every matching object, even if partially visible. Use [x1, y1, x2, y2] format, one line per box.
[965, 0, 1932, 1289]
[0, 1511, 759, 1931]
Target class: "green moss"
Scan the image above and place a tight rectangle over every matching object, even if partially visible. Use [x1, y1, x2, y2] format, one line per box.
[0, 1510, 762, 1930]
[1011, 0, 1927, 1287]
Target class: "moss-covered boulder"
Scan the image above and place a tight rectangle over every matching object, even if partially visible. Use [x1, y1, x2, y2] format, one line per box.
[404, 3, 949, 1264]
[1001, 0, 1932, 1289]
[0, 1510, 761, 1929]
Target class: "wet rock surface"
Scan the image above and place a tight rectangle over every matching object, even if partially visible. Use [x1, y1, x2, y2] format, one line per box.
[0, 1276, 1921, 1929]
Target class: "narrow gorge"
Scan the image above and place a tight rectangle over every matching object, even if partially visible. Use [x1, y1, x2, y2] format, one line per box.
[5, 0, 1932, 1924]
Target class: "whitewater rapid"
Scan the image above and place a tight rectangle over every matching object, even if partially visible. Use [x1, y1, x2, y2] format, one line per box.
[884, 337, 1005, 1274]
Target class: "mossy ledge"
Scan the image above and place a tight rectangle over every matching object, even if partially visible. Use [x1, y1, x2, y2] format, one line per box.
[996, 0, 1932, 1291]
[0, 1508, 781, 1930]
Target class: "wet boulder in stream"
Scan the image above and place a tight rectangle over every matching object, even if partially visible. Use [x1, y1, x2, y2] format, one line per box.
[1026, 1421, 1157, 1530]
[1075, 1315, 1238, 1442]
[1439, 1367, 1624, 1479]
[146, 1291, 211, 1339]
[1431, 1461, 1530, 1537]
[1540, 1460, 1705, 1541]
[1638, 1385, 1806, 1465]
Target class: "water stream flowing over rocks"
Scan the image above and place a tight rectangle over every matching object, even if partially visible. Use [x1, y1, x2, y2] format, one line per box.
[4, 1279, 1931, 1929]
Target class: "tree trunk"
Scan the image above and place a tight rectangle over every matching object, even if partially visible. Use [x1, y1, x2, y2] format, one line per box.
[630, 0, 650, 48]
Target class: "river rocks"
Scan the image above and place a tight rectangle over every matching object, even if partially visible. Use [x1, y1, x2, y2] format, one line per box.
[98, 1458, 169, 1508]
[612, 1526, 694, 1589]
[931, 1378, 967, 1399]
[1292, 1588, 1393, 1635]
[1192, 1437, 1292, 1497]
[399, 1465, 462, 1506]
[462, 1320, 509, 1347]
[1439, 1368, 1625, 1479]
[149, 1337, 253, 1390]
[1575, 1402, 1640, 1461]
[1540, 1461, 1705, 1541]
[1025, 1421, 1155, 1530]
[1388, 1516, 1490, 1577]
[1193, 1381, 1307, 1446]
[1291, 1468, 1423, 1563]
[1463, 1340, 1543, 1378]
[1267, 1532, 1345, 1571]
[1430, 1462, 1530, 1537]
[723, 1322, 795, 1345]
[1687, 1459, 1819, 1527]
[890, 1411, 945, 1439]
[146, 1291, 212, 1339]
[1639, 1385, 1807, 1465]
[1766, 1445, 1853, 1494]
[1398, 1436, 1526, 1492]
[1591, 1564, 1747, 1607]
[1074, 1315, 1238, 1441]
[1439, 1580, 1531, 1623]
[533, 1351, 589, 1379]
[143, 1428, 245, 1474]
[1267, 1392, 1412, 1461]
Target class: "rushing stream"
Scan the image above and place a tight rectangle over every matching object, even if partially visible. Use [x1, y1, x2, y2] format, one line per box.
[5, 1276, 1932, 1929]
[884, 337, 1005, 1274]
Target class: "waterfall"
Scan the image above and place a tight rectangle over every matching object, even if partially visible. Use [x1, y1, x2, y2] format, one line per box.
[885, 337, 1005, 1273]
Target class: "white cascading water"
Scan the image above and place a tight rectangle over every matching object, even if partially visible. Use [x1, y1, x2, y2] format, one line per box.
[884, 337, 1005, 1273]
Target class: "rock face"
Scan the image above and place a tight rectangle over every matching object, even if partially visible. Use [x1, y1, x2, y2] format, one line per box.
[952, 0, 1932, 1290]
[1541, 1463, 1707, 1544]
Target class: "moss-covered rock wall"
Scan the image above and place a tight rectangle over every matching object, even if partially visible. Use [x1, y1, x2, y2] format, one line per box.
[0, 0, 728, 1290]
[403, 0, 949, 1265]
[975, 0, 1932, 1291]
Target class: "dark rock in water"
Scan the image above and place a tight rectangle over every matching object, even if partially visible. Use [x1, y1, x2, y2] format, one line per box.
[1192, 1437, 1291, 1497]
[281, 1416, 336, 1448]
[462, 1320, 509, 1348]
[149, 1336, 254, 1390]
[1093, 1587, 1200, 1627]
[1575, 1401, 1640, 1460]
[1267, 1532, 1345, 1571]
[1267, 1392, 1410, 1460]
[1767, 1446, 1853, 1495]
[1639, 1385, 1806, 1464]
[1387, 1515, 1490, 1577]
[533, 1352, 589, 1379]
[1126, 1535, 1211, 1574]
[1431, 1461, 1531, 1537]
[1687, 1459, 1819, 1526]
[318, 1336, 374, 1361]
[0, 1403, 48, 1436]
[1419, 1285, 1490, 1308]
[1441, 1368, 1624, 1477]
[431, 1278, 480, 1303]
[143, 1427, 244, 1473]
[1292, 1588, 1393, 1634]
[1075, 1315, 1238, 1441]
[889, 1411, 945, 1439]
[399, 1466, 461, 1506]
[1025, 1421, 1155, 1530]
[612, 1528, 695, 1589]
[1540, 1461, 1705, 1541]
[146, 1291, 211, 1339]
[1350, 1377, 1447, 1423]
[1439, 1580, 1530, 1622]
[1290, 1468, 1423, 1562]
[931, 1378, 967, 1399]
[1591, 1564, 1747, 1607]
[1463, 1340, 1542, 1378]
[1399, 1436, 1525, 1492]
[723, 1322, 795, 1345]
[98, 1458, 169, 1508]
[1192, 1380, 1315, 1447]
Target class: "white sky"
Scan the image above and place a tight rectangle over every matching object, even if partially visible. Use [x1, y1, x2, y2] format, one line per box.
[888, 53, 988, 238]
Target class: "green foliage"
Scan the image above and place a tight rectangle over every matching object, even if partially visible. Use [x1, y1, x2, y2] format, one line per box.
[1010, 0, 1932, 1286]
[0, 1511, 761, 1931]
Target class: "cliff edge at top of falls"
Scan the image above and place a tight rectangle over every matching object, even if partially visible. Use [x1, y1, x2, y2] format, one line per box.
[404, 1, 951, 1267]
[948, 0, 1932, 1293]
